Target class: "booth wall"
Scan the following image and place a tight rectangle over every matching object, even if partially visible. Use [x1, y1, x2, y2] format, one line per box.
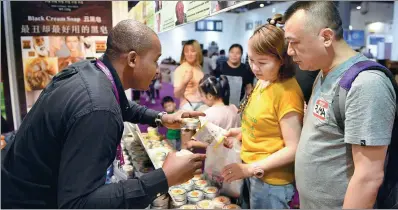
[350, 2, 394, 32]
[158, 1, 395, 63]
[157, 1, 293, 62]
[158, 12, 240, 63]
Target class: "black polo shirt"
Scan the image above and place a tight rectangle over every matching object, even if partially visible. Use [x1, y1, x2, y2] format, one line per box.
[1, 56, 168, 208]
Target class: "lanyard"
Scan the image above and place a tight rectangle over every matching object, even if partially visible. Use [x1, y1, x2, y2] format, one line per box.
[95, 59, 125, 165]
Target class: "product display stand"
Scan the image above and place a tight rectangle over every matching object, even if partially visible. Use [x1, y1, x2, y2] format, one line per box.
[115, 122, 239, 209]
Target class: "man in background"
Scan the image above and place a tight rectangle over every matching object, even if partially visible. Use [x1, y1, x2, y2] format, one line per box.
[216, 49, 228, 68]
[202, 49, 214, 75]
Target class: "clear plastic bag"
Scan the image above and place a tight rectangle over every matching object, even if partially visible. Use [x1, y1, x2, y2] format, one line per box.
[203, 139, 243, 198]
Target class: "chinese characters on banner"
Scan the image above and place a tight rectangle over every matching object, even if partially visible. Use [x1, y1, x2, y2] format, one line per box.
[11, 1, 112, 112]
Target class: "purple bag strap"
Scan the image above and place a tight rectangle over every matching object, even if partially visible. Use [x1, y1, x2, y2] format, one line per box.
[339, 60, 388, 91]
[334, 60, 393, 130]
[95, 59, 124, 165]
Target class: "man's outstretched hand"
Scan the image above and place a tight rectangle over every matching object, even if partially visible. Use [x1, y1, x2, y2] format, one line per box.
[162, 151, 206, 187]
[161, 110, 206, 129]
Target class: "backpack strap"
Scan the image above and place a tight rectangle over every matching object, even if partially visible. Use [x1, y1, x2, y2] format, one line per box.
[334, 60, 398, 130]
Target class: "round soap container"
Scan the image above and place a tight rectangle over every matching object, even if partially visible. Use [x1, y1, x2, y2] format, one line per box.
[187, 190, 204, 204]
[169, 187, 187, 202]
[194, 180, 209, 191]
[203, 186, 218, 200]
[196, 199, 214, 209]
[212, 196, 231, 209]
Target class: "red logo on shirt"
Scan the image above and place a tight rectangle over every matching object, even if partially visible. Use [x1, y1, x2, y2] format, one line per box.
[313, 99, 329, 121]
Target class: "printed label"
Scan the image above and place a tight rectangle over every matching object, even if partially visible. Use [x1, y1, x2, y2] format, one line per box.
[313, 98, 329, 121]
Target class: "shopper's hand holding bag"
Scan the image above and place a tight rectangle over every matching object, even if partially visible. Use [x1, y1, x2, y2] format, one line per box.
[193, 120, 243, 198]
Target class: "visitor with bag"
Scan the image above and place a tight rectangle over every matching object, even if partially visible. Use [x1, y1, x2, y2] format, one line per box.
[185, 74, 242, 198]
[222, 14, 304, 209]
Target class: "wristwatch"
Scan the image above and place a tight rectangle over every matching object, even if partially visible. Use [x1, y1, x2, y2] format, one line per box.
[155, 112, 167, 127]
[251, 163, 265, 179]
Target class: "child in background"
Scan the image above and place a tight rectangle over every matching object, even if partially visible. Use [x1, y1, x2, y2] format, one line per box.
[186, 74, 241, 149]
[161, 96, 181, 150]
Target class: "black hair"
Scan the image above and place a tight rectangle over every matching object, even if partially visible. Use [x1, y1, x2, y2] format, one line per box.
[161, 96, 175, 107]
[284, 1, 343, 40]
[229, 44, 243, 55]
[203, 49, 208, 56]
[219, 49, 226, 55]
[199, 74, 230, 105]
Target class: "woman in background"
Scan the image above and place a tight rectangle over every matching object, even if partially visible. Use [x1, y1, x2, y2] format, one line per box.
[173, 40, 204, 111]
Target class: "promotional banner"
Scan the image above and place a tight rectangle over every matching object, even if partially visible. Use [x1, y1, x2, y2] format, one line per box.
[160, 1, 178, 32]
[186, 1, 211, 23]
[11, 1, 112, 111]
[210, 1, 243, 14]
[130, 1, 252, 34]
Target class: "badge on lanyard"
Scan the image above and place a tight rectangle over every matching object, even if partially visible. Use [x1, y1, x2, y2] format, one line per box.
[313, 98, 329, 121]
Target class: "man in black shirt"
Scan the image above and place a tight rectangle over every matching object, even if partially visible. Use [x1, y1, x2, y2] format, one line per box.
[294, 66, 320, 104]
[215, 44, 255, 107]
[1, 20, 206, 208]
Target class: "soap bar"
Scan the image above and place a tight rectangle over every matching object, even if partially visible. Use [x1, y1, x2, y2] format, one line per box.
[176, 149, 193, 157]
[194, 119, 227, 147]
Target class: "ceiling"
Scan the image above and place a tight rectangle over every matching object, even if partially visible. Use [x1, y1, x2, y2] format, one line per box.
[127, 1, 395, 14]
[227, 1, 394, 13]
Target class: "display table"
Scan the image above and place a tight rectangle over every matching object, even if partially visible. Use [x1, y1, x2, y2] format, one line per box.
[113, 122, 240, 209]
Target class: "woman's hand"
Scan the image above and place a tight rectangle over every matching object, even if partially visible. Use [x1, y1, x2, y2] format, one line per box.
[221, 163, 254, 183]
[185, 140, 209, 150]
[183, 68, 194, 84]
[223, 128, 242, 149]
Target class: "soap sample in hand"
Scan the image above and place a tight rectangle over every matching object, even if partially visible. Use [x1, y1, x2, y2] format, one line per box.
[176, 149, 194, 157]
[194, 118, 228, 147]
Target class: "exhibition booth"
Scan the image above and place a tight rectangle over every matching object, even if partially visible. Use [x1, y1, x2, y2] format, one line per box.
[1, 1, 398, 208]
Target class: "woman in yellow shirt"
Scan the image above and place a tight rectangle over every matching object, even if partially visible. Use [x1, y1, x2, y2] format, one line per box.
[173, 40, 204, 111]
[222, 14, 304, 209]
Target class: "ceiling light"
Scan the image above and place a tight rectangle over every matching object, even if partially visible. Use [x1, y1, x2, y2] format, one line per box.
[357, 6, 361, 10]
[260, 3, 264, 8]
[272, 7, 276, 13]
